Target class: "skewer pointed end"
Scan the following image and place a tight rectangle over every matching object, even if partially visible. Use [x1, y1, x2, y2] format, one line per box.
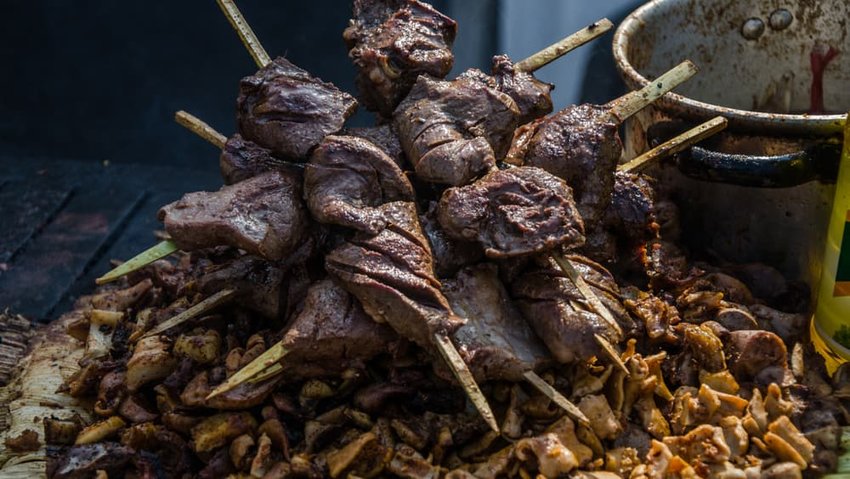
[594, 334, 629, 375]
[95, 240, 179, 285]
[433, 334, 499, 433]
[522, 371, 590, 426]
[207, 342, 288, 400]
[142, 288, 237, 339]
[515, 17, 614, 73]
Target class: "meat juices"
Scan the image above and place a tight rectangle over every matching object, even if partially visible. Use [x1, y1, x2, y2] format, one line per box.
[437, 167, 585, 259]
[236, 57, 358, 160]
[393, 75, 519, 186]
[158, 170, 310, 261]
[442, 264, 549, 382]
[219, 134, 294, 185]
[275, 279, 398, 381]
[344, 0, 457, 116]
[509, 103, 622, 224]
[326, 201, 465, 349]
[511, 255, 628, 364]
[304, 135, 415, 234]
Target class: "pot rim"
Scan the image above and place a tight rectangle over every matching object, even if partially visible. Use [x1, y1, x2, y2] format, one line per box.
[612, 0, 845, 136]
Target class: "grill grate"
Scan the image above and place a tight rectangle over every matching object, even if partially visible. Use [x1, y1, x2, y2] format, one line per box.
[0, 156, 219, 321]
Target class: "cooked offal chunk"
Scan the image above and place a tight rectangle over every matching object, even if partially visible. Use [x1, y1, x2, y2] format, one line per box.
[393, 75, 518, 186]
[326, 201, 465, 348]
[344, 0, 456, 116]
[437, 166, 585, 258]
[219, 134, 296, 185]
[237, 57, 357, 159]
[158, 170, 309, 261]
[305, 135, 415, 234]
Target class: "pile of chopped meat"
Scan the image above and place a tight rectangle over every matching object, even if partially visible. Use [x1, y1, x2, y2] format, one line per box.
[26, 0, 848, 478]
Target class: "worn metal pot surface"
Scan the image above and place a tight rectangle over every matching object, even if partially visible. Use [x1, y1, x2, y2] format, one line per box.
[612, 0, 848, 286]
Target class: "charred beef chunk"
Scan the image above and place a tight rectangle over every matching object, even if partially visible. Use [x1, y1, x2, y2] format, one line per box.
[437, 167, 585, 258]
[346, 124, 408, 168]
[50, 443, 134, 479]
[305, 135, 415, 234]
[442, 264, 549, 382]
[510, 103, 622, 224]
[326, 201, 465, 348]
[490, 54, 553, 125]
[420, 203, 483, 278]
[219, 133, 299, 185]
[277, 279, 398, 380]
[511, 255, 627, 364]
[393, 75, 518, 186]
[197, 256, 284, 320]
[608, 171, 658, 243]
[344, 0, 456, 116]
[236, 57, 358, 159]
[158, 170, 310, 261]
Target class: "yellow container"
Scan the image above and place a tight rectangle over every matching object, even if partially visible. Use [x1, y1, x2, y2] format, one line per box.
[813, 114, 850, 373]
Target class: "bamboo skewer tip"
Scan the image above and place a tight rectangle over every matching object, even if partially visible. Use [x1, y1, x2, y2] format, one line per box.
[617, 115, 727, 173]
[95, 240, 179, 285]
[607, 60, 698, 123]
[174, 110, 228, 149]
[142, 288, 237, 339]
[594, 334, 629, 375]
[207, 341, 288, 400]
[216, 0, 271, 68]
[522, 370, 590, 425]
[434, 333, 499, 433]
[515, 18, 614, 73]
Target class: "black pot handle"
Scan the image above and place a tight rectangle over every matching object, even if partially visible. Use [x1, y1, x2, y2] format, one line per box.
[677, 142, 841, 187]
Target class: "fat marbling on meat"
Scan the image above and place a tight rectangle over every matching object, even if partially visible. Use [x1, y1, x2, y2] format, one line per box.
[304, 135, 415, 234]
[326, 201, 465, 349]
[158, 170, 309, 261]
[437, 166, 585, 258]
[343, 0, 456, 116]
[236, 57, 358, 160]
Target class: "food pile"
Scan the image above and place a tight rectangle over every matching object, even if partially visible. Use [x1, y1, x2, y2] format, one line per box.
[2, 0, 847, 477]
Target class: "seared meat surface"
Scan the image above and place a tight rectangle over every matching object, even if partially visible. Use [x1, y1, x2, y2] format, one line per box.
[511, 255, 627, 364]
[277, 279, 398, 379]
[219, 134, 297, 185]
[509, 103, 622, 224]
[326, 201, 465, 348]
[236, 57, 358, 160]
[393, 74, 518, 186]
[346, 124, 407, 168]
[437, 167, 585, 258]
[196, 256, 284, 320]
[344, 0, 456, 116]
[158, 170, 309, 261]
[304, 135, 415, 234]
[420, 203, 483, 278]
[443, 264, 549, 382]
[609, 171, 658, 244]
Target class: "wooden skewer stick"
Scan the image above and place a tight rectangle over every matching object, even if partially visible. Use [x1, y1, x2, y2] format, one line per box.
[434, 333, 499, 433]
[95, 240, 179, 285]
[216, 0, 271, 68]
[617, 116, 728, 173]
[594, 333, 629, 374]
[550, 254, 622, 336]
[515, 18, 614, 73]
[175, 110, 227, 149]
[207, 341, 287, 399]
[142, 289, 237, 338]
[249, 363, 283, 384]
[522, 371, 589, 425]
[607, 60, 698, 123]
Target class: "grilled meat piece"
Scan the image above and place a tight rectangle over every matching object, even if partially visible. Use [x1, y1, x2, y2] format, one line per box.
[219, 133, 299, 185]
[326, 201, 465, 348]
[49, 443, 134, 479]
[237, 57, 358, 159]
[437, 167, 585, 258]
[442, 264, 549, 382]
[344, 0, 456, 116]
[609, 171, 658, 244]
[197, 256, 284, 320]
[420, 203, 483, 278]
[347, 124, 408, 168]
[277, 279, 398, 380]
[305, 135, 415, 234]
[460, 55, 554, 125]
[393, 75, 518, 186]
[158, 170, 310, 261]
[509, 103, 622, 224]
[511, 255, 627, 364]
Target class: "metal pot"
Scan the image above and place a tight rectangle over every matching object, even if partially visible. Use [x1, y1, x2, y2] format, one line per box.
[612, 0, 849, 287]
